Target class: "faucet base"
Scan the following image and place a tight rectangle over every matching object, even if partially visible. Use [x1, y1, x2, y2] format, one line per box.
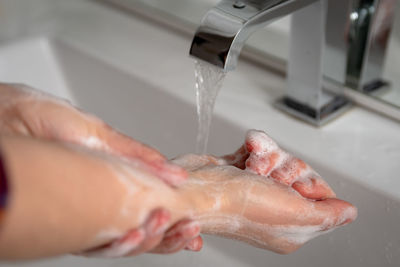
[361, 79, 390, 97]
[275, 95, 352, 127]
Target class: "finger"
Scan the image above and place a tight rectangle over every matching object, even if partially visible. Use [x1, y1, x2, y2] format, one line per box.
[83, 208, 171, 258]
[103, 127, 166, 162]
[127, 208, 171, 256]
[292, 177, 336, 200]
[140, 159, 189, 187]
[81, 123, 188, 186]
[243, 130, 283, 176]
[245, 151, 281, 177]
[224, 129, 280, 170]
[245, 129, 279, 154]
[269, 156, 336, 199]
[309, 198, 358, 229]
[151, 220, 201, 254]
[243, 130, 309, 184]
[243, 130, 337, 200]
[184, 235, 203, 251]
[98, 124, 188, 186]
[222, 145, 248, 169]
[269, 156, 307, 185]
[80, 228, 145, 258]
[172, 154, 224, 171]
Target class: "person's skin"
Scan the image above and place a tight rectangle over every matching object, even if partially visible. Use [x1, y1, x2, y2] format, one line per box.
[0, 132, 357, 259]
[175, 129, 358, 253]
[0, 83, 202, 255]
[0, 84, 357, 259]
[0, 135, 197, 259]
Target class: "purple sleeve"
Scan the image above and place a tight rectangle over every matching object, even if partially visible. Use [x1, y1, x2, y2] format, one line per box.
[0, 152, 8, 221]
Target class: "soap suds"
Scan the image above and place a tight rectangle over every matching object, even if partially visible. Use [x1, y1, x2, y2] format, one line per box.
[80, 136, 110, 151]
[246, 130, 279, 153]
[337, 205, 358, 225]
[110, 163, 160, 221]
[198, 212, 336, 248]
[95, 228, 123, 242]
[86, 229, 145, 258]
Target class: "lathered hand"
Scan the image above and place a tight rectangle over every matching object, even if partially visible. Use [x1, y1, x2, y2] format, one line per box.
[223, 130, 336, 200]
[0, 83, 186, 185]
[0, 83, 201, 256]
[0, 126, 355, 258]
[173, 130, 357, 254]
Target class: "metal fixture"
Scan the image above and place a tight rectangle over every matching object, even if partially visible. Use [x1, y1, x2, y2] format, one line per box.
[189, 0, 394, 126]
[346, 0, 395, 95]
[233, 1, 246, 9]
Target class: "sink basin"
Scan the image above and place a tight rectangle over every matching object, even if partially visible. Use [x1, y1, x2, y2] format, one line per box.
[0, 1, 399, 266]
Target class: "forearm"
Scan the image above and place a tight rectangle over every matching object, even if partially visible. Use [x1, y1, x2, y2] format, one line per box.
[0, 136, 190, 259]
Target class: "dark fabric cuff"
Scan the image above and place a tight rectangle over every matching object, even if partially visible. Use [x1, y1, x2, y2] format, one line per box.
[0, 151, 8, 220]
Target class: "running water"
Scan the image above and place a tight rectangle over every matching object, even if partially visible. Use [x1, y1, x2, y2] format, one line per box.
[194, 60, 226, 154]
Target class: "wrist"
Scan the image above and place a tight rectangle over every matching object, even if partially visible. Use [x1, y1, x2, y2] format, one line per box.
[107, 160, 195, 233]
[177, 175, 232, 220]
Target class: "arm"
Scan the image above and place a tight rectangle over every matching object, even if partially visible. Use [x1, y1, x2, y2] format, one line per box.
[0, 84, 356, 258]
[0, 135, 192, 259]
[0, 82, 201, 256]
[0, 133, 356, 259]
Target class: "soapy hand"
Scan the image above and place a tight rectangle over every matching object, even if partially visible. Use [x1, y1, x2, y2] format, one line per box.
[0, 83, 186, 185]
[223, 130, 336, 200]
[0, 83, 355, 256]
[173, 130, 357, 254]
[82, 209, 202, 257]
[0, 83, 201, 255]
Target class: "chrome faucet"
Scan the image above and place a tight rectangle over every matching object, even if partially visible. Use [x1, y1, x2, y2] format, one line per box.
[189, 0, 394, 126]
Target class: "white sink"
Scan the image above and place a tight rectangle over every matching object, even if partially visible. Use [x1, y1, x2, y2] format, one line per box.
[0, 1, 399, 266]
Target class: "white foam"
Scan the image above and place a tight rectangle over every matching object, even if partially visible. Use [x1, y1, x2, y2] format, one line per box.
[106, 162, 161, 220]
[200, 212, 338, 248]
[337, 205, 358, 225]
[80, 136, 107, 150]
[197, 214, 242, 234]
[246, 130, 279, 153]
[95, 228, 123, 242]
[87, 229, 145, 258]
[212, 195, 222, 210]
[270, 224, 333, 244]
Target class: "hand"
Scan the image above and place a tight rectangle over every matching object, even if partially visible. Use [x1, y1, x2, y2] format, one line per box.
[82, 209, 202, 258]
[223, 129, 336, 200]
[173, 130, 357, 254]
[0, 83, 202, 256]
[0, 83, 186, 185]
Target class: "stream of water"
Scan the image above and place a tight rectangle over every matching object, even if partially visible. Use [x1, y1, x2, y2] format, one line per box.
[194, 60, 226, 154]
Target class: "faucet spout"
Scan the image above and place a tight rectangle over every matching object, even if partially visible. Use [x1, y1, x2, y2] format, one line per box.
[189, 0, 318, 71]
